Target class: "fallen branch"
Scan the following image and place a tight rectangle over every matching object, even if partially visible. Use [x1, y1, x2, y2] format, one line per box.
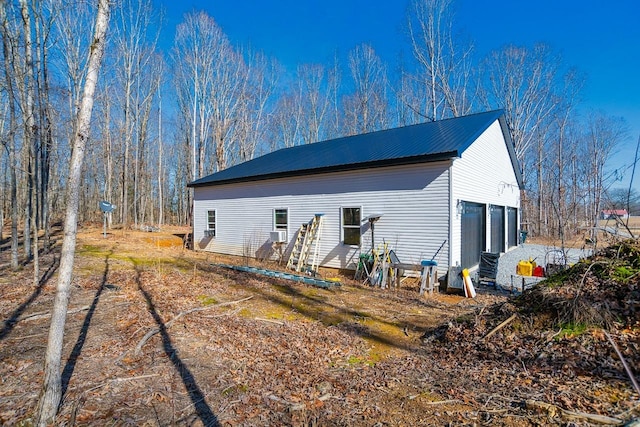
[202, 307, 242, 319]
[421, 399, 464, 405]
[605, 331, 640, 395]
[526, 399, 622, 425]
[109, 374, 160, 383]
[78, 373, 162, 397]
[255, 317, 285, 325]
[135, 296, 253, 354]
[118, 309, 243, 365]
[483, 314, 517, 340]
[7, 333, 47, 340]
[21, 305, 90, 322]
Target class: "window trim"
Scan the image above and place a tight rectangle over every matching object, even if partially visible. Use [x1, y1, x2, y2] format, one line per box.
[273, 207, 288, 240]
[341, 206, 362, 246]
[206, 209, 216, 237]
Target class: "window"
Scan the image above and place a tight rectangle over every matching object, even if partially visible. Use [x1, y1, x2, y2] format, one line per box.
[274, 208, 288, 238]
[206, 210, 216, 237]
[342, 207, 361, 246]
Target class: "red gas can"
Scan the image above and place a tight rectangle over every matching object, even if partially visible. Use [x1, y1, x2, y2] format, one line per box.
[533, 265, 545, 277]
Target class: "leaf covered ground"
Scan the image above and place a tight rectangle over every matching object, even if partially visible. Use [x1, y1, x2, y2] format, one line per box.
[0, 226, 638, 426]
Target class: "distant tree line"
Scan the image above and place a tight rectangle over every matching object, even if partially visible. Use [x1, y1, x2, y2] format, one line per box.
[0, 0, 634, 269]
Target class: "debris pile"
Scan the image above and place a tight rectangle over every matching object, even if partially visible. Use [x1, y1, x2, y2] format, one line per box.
[422, 239, 640, 423]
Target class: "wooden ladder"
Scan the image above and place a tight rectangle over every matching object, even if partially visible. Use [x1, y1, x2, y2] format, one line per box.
[286, 214, 324, 274]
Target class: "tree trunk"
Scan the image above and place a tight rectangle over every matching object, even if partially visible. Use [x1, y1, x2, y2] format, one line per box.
[18, 0, 41, 284]
[35, 11, 54, 252]
[121, 78, 132, 228]
[0, 1, 20, 270]
[102, 94, 113, 228]
[35, 1, 110, 423]
[158, 83, 164, 226]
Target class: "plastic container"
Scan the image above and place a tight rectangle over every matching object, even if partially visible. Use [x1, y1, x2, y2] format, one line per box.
[517, 259, 535, 276]
[533, 265, 545, 277]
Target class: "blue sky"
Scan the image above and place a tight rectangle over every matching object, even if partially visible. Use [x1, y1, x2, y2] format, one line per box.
[158, 0, 640, 192]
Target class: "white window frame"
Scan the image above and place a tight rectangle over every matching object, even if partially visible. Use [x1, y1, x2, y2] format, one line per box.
[273, 208, 288, 240]
[206, 209, 216, 237]
[341, 206, 362, 246]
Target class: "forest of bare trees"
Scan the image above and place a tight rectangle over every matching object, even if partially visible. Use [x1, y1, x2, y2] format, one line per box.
[0, 0, 634, 269]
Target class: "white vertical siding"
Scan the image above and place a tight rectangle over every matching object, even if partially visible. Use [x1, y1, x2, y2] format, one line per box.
[193, 161, 451, 274]
[451, 120, 521, 266]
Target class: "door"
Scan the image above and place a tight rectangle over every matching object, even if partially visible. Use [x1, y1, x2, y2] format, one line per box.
[490, 205, 505, 253]
[460, 201, 485, 269]
[507, 207, 518, 248]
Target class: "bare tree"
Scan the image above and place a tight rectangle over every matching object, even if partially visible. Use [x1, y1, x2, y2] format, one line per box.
[271, 61, 336, 149]
[326, 52, 342, 139]
[0, 0, 20, 270]
[110, 0, 160, 227]
[173, 11, 218, 180]
[272, 92, 303, 149]
[36, 0, 110, 422]
[542, 70, 584, 240]
[407, 0, 476, 121]
[18, 0, 39, 282]
[343, 43, 389, 135]
[233, 50, 278, 163]
[155, 58, 165, 226]
[174, 11, 249, 175]
[482, 44, 569, 235]
[209, 42, 247, 173]
[298, 63, 330, 144]
[32, 0, 56, 252]
[482, 44, 562, 167]
[583, 112, 628, 241]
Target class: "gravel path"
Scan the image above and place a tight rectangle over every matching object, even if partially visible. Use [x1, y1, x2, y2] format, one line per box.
[489, 243, 593, 292]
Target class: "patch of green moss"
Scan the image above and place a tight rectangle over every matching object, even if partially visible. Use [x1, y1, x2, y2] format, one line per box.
[238, 308, 253, 317]
[347, 355, 375, 367]
[542, 268, 573, 287]
[556, 322, 588, 339]
[197, 295, 218, 306]
[613, 265, 636, 281]
[78, 244, 108, 256]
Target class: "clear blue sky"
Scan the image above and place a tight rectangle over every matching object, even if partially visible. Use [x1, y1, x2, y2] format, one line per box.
[157, 0, 640, 192]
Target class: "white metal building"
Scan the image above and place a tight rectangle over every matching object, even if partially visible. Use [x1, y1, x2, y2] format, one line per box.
[188, 110, 523, 275]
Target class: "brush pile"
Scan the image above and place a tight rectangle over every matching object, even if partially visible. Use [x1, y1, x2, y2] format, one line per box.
[422, 239, 640, 423]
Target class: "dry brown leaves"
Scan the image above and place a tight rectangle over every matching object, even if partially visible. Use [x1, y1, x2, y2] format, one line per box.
[1, 229, 639, 426]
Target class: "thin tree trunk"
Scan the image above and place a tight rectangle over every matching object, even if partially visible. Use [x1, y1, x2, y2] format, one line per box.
[36, 14, 54, 252]
[105, 96, 113, 228]
[158, 83, 163, 226]
[35, 1, 110, 423]
[0, 1, 20, 269]
[19, 0, 40, 283]
[121, 80, 131, 228]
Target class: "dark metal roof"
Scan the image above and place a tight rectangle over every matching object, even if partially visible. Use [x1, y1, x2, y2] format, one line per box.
[188, 110, 523, 188]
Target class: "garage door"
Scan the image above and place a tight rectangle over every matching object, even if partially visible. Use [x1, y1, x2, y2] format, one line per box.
[490, 205, 505, 253]
[507, 207, 518, 248]
[461, 201, 485, 268]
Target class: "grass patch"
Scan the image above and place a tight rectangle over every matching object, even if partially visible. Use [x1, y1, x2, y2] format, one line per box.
[556, 322, 588, 339]
[77, 244, 109, 256]
[347, 355, 375, 367]
[197, 295, 218, 305]
[613, 265, 636, 281]
[542, 269, 572, 287]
